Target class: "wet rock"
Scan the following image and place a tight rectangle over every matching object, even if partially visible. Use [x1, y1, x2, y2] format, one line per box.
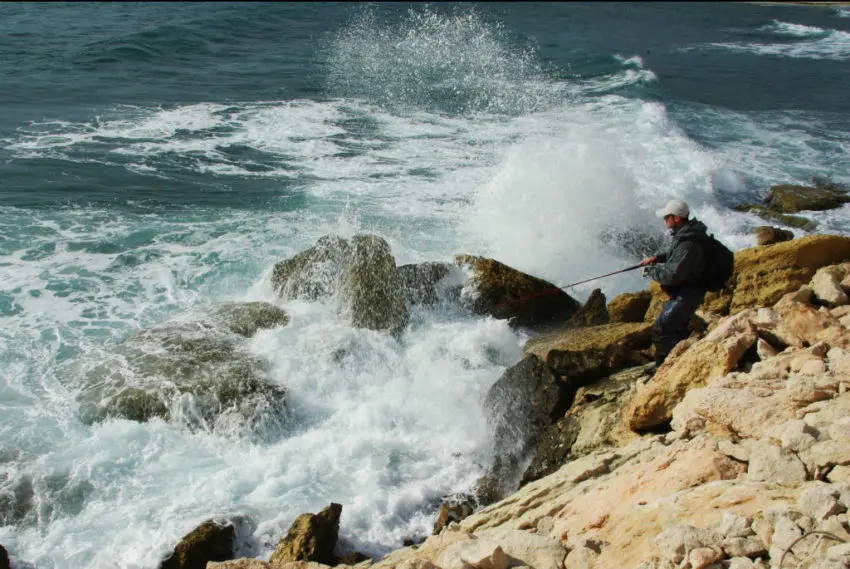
[524, 322, 652, 380]
[453, 255, 580, 330]
[608, 291, 652, 323]
[273, 234, 409, 334]
[734, 204, 817, 231]
[433, 497, 476, 535]
[396, 262, 456, 306]
[205, 302, 289, 337]
[338, 235, 409, 334]
[754, 226, 794, 246]
[480, 356, 573, 503]
[160, 518, 236, 569]
[73, 318, 287, 438]
[269, 503, 342, 566]
[766, 184, 850, 214]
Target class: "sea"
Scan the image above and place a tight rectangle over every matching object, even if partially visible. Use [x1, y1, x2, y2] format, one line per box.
[1, 2, 849, 568]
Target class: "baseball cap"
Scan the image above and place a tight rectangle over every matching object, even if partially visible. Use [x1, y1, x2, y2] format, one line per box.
[655, 199, 690, 219]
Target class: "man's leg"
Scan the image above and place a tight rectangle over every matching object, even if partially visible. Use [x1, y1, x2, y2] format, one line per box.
[653, 288, 705, 365]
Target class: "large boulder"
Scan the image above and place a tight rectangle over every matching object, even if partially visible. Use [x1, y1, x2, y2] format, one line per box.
[479, 356, 573, 503]
[734, 204, 817, 231]
[338, 235, 409, 334]
[269, 503, 342, 566]
[453, 255, 580, 330]
[754, 226, 794, 247]
[624, 310, 758, 431]
[766, 184, 850, 214]
[160, 519, 236, 569]
[272, 235, 408, 334]
[563, 289, 609, 329]
[523, 322, 653, 380]
[72, 304, 288, 438]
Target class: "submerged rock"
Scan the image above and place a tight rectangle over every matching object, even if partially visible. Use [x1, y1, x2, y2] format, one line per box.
[160, 518, 236, 569]
[272, 234, 409, 334]
[73, 304, 288, 438]
[269, 503, 342, 566]
[453, 255, 580, 330]
[754, 226, 794, 247]
[734, 204, 817, 231]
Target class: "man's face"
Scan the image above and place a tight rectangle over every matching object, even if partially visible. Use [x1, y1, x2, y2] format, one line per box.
[664, 215, 685, 230]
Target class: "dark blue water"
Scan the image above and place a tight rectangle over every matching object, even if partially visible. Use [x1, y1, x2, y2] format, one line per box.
[2, 3, 850, 568]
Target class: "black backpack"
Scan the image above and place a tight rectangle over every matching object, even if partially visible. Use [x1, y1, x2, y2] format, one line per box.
[682, 233, 735, 292]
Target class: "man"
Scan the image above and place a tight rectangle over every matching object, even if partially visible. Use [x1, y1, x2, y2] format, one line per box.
[639, 199, 709, 365]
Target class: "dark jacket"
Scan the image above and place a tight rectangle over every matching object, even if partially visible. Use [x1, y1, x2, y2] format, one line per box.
[645, 218, 708, 293]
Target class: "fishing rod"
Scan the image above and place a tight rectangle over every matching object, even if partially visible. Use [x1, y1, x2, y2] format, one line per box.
[494, 263, 644, 308]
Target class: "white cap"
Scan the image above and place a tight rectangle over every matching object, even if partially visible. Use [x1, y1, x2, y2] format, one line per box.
[655, 199, 689, 219]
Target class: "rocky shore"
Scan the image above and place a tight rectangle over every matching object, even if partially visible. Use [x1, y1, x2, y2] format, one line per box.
[4, 184, 850, 569]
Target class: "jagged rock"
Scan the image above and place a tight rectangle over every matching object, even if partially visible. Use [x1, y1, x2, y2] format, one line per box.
[524, 322, 652, 380]
[73, 312, 287, 437]
[473, 528, 566, 569]
[205, 302, 289, 338]
[655, 525, 723, 564]
[754, 226, 794, 246]
[717, 513, 754, 539]
[336, 553, 371, 566]
[722, 536, 767, 559]
[799, 483, 846, 520]
[625, 311, 758, 431]
[564, 289, 609, 329]
[160, 519, 236, 569]
[812, 266, 850, 307]
[453, 255, 580, 330]
[522, 364, 653, 484]
[608, 291, 652, 323]
[765, 184, 850, 214]
[269, 503, 342, 566]
[746, 442, 807, 485]
[273, 234, 409, 334]
[396, 262, 456, 306]
[436, 539, 508, 569]
[480, 356, 573, 502]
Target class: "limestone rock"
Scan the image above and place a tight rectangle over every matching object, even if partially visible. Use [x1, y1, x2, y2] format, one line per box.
[717, 513, 754, 539]
[524, 322, 652, 379]
[828, 465, 850, 484]
[655, 525, 723, 564]
[722, 536, 767, 559]
[608, 290, 652, 323]
[727, 558, 755, 569]
[269, 503, 342, 566]
[433, 499, 475, 535]
[436, 539, 508, 569]
[746, 442, 807, 485]
[754, 226, 794, 246]
[160, 519, 235, 569]
[208, 561, 272, 569]
[453, 255, 580, 330]
[813, 267, 850, 308]
[396, 262, 456, 306]
[798, 483, 846, 520]
[474, 527, 566, 569]
[625, 311, 758, 431]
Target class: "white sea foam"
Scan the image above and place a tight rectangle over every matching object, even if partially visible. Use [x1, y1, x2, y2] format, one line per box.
[707, 20, 850, 60]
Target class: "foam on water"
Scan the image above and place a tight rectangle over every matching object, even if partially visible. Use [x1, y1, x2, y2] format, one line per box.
[706, 19, 850, 60]
[2, 5, 850, 568]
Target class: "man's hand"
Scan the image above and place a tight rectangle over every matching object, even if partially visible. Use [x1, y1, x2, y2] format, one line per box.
[639, 256, 658, 267]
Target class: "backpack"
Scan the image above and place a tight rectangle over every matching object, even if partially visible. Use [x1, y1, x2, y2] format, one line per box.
[683, 233, 735, 292]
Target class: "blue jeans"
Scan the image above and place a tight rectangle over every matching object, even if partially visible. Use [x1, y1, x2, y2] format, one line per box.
[654, 287, 706, 365]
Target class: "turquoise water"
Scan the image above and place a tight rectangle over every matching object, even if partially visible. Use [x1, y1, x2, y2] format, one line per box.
[1, 3, 849, 567]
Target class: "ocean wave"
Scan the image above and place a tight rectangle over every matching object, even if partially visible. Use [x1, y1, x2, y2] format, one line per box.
[836, 8, 850, 18]
[707, 20, 850, 61]
[761, 19, 829, 38]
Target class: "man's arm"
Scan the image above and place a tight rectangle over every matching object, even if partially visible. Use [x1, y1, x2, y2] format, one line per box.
[644, 241, 703, 287]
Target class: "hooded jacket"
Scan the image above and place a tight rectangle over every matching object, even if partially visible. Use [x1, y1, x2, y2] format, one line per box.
[645, 218, 708, 292]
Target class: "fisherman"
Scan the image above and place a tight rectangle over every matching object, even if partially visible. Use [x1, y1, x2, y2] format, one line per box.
[639, 199, 709, 365]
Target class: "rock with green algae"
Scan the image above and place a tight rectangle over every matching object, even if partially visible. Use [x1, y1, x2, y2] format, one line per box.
[453, 254, 580, 330]
[523, 322, 653, 379]
[608, 290, 652, 323]
[159, 519, 236, 569]
[734, 204, 817, 231]
[269, 503, 342, 566]
[766, 183, 850, 213]
[563, 288, 609, 329]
